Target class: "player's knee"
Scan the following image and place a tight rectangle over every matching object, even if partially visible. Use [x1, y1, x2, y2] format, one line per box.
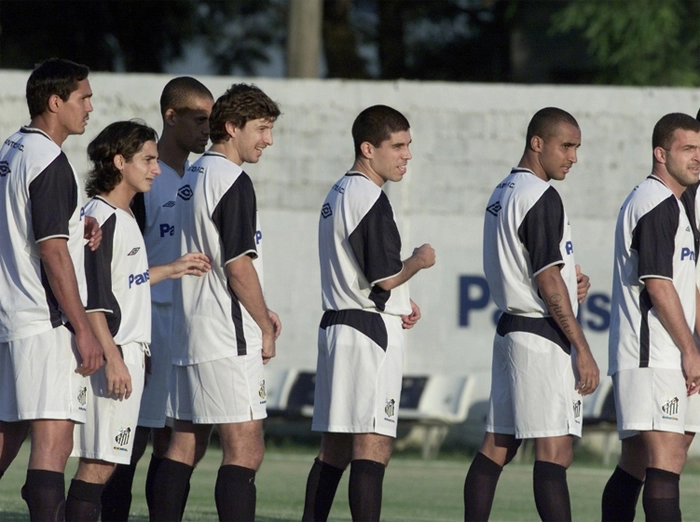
[503, 439, 523, 465]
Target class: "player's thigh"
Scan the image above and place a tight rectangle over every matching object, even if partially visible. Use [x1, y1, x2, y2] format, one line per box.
[352, 433, 393, 465]
[318, 432, 353, 469]
[218, 419, 265, 470]
[166, 419, 212, 466]
[639, 430, 688, 474]
[534, 435, 574, 468]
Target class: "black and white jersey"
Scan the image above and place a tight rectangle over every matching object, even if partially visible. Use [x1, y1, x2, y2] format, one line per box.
[318, 171, 411, 316]
[84, 197, 151, 345]
[0, 127, 87, 342]
[171, 152, 263, 365]
[132, 160, 191, 305]
[483, 168, 578, 319]
[609, 175, 696, 374]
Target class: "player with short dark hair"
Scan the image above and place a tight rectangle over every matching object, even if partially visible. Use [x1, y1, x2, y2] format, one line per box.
[463, 107, 599, 522]
[601, 113, 700, 521]
[302, 104, 435, 522]
[151, 83, 282, 522]
[100, 77, 214, 522]
[0, 58, 104, 520]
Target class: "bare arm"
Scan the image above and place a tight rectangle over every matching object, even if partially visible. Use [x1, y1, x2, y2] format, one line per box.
[647, 278, 700, 394]
[376, 244, 436, 291]
[86, 311, 132, 399]
[38, 238, 103, 375]
[226, 255, 277, 364]
[149, 252, 211, 286]
[535, 265, 599, 395]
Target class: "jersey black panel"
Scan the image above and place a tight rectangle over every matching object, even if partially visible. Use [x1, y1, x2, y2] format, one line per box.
[348, 192, 403, 285]
[212, 173, 257, 263]
[320, 309, 388, 351]
[680, 182, 699, 261]
[631, 195, 678, 280]
[496, 312, 571, 354]
[518, 186, 564, 273]
[131, 192, 146, 234]
[28, 153, 77, 241]
[85, 213, 122, 337]
[639, 287, 653, 368]
[39, 262, 62, 328]
[227, 284, 248, 356]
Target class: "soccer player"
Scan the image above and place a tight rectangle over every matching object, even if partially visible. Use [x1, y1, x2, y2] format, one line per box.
[65, 120, 211, 521]
[302, 105, 436, 522]
[463, 107, 599, 522]
[0, 58, 104, 520]
[601, 113, 700, 522]
[100, 77, 214, 522]
[151, 83, 282, 522]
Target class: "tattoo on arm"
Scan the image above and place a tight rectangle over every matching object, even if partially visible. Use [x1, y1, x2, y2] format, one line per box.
[544, 292, 574, 336]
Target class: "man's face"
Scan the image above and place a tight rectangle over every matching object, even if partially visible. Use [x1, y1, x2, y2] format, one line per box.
[661, 128, 700, 187]
[538, 122, 581, 182]
[232, 118, 274, 165]
[171, 96, 214, 154]
[56, 78, 93, 136]
[367, 129, 412, 184]
[120, 140, 161, 194]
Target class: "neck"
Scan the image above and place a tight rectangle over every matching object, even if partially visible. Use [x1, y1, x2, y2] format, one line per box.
[157, 136, 189, 177]
[517, 153, 548, 182]
[651, 165, 686, 199]
[28, 116, 69, 147]
[100, 185, 137, 212]
[210, 142, 243, 166]
[350, 158, 384, 187]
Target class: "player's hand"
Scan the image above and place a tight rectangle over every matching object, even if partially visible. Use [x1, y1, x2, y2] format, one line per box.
[413, 244, 436, 269]
[84, 216, 102, 251]
[74, 329, 104, 376]
[261, 332, 276, 365]
[576, 265, 590, 304]
[682, 349, 700, 396]
[401, 300, 421, 329]
[268, 309, 282, 340]
[105, 352, 133, 400]
[168, 252, 211, 279]
[574, 347, 599, 396]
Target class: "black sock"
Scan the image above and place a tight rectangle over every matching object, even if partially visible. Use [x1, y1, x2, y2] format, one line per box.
[532, 460, 571, 522]
[65, 479, 105, 522]
[101, 462, 137, 522]
[464, 452, 503, 522]
[643, 467, 681, 522]
[22, 469, 66, 522]
[150, 458, 193, 522]
[145, 454, 163, 516]
[602, 465, 644, 522]
[214, 465, 256, 522]
[302, 457, 345, 522]
[348, 459, 385, 522]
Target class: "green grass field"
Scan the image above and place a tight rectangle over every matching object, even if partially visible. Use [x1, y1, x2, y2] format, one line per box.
[2, 441, 700, 521]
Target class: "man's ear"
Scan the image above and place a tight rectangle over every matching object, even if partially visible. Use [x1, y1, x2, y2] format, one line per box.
[225, 120, 238, 139]
[360, 141, 373, 159]
[113, 154, 125, 171]
[164, 108, 177, 127]
[653, 145, 667, 165]
[47, 94, 62, 114]
[529, 135, 543, 153]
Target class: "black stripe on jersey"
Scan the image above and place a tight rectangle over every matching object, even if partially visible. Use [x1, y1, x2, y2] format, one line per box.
[29, 153, 77, 241]
[320, 309, 388, 351]
[680, 182, 699, 264]
[226, 284, 248, 356]
[85, 213, 122, 337]
[631, 195, 678, 280]
[131, 192, 146, 234]
[212, 173, 258, 263]
[518, 186, 564, 274]
[40, 263, 63, 328]
[496, 312, 571, 355]
[639, 287, 653, 367]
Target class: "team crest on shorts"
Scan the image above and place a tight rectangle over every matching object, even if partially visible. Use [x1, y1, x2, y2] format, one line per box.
[113, 426, 132, 451]
[258, 379, 267, 403]
[77, 385, 87, 410]
[384, 398, 396, 421]
[661, 396, 680, 420]
[572, 399, 582, 420]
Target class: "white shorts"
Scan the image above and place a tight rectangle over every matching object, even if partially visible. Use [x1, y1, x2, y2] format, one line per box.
[72, 342, 146, 464]
[685, 393, 700, 433]
[311, 310, 405, 438]
[138, 303, 172, 428]
[613, 367, 688, 439]
[486, 330, 582, 439]
[0, 326, 88, 423]
[166, 352, 267, 424]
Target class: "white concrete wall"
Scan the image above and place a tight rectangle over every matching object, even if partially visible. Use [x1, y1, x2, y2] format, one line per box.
[3, 71, 700, 380]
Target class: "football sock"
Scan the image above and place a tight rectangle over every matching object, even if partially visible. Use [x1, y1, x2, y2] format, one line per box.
[601, 465, 644, 522]
[101, 462, 137, 521]
[533, 460, 571, 522]
[150, 458, 193, 522]
[643, 467, 681, 522]
[348, 459, 385, 522]
[65, 479, 105, 522]
[22, 469, 66, 522]
[145, 454, 163, 515]
[214, 464, 256, 522]
[302, 457, 344, 521]
[463, 452, 503, 522]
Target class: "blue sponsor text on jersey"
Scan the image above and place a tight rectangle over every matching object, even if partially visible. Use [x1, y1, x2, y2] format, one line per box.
[160, 223, 175, 237]
[128, 269, 150, 288]
[255, 230, 262, 244]
[681, 246, 695, 262]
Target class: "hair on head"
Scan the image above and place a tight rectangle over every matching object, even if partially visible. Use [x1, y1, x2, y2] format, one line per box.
[209, 83, 280, 143]
[352, 105, 410, 157]
[525, 107, 579, 147]
[160, 76, 213, 117]
[652, 113, 700, 151]
[26, 58, 89, 119]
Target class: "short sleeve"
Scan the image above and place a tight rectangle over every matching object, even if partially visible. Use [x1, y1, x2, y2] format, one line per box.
[29, 153, 78, 242]
[518, 186, 565, 274]
[632, 196, 678, 280]
[85, 213, 117, 314]
[348, 191, 403, 285]
[211, 173, 258, 264]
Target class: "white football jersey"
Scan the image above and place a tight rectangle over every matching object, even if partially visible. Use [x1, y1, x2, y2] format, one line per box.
[84, 197, 151, 345]
[171, 152, 264, 365]
[318, 171, 411, 317]
[609, 175, 696, 374]
[0, 127, 86, 342]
